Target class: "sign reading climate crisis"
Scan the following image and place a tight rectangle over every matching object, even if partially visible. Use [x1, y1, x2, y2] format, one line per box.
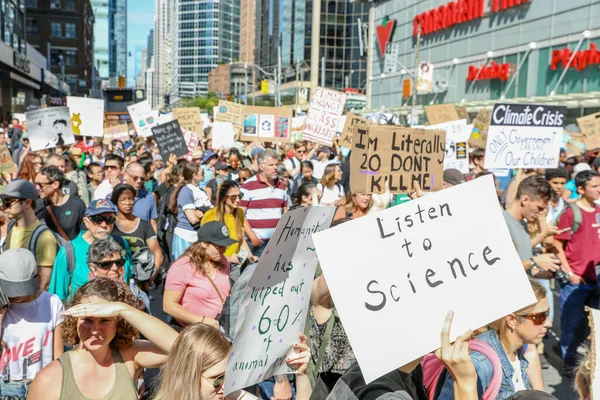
[350, 124, 445, 194]
[484, 103, 566, 169]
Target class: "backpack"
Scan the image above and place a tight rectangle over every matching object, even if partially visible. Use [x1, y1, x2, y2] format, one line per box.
[422, 339, 502, 400]
[3, 219, 69, 255]
[556, 203, 583, 235]
[131, 247, 156, 282]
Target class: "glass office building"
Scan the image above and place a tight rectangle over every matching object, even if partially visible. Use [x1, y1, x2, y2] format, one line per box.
[91, 0, 109, 79]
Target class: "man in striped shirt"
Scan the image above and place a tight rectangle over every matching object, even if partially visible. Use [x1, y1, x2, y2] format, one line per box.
[240, 149, 291, 258]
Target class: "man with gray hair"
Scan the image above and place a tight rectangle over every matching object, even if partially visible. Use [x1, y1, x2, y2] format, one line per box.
[124, 162, 158, 233]
[240, 149, 291, 258]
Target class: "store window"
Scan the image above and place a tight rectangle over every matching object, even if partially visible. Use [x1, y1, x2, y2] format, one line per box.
[65, 23, 76, 38]
[50, 0, 61, 9]
[27, 19, 38, 36]
[64, 50, 76, 66]
[51, 22, 62, 37]
[64, 0, 75, 10]
[26, 0, 37, 7]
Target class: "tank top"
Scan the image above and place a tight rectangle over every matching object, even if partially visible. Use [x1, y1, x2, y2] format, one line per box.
[58, 347, 138, 400]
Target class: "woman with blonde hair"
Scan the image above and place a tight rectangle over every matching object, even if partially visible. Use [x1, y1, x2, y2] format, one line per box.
[153, 323, 312, 400]
[28, 278, 177, 400]
[317, 164, 344, 207]
[437, 278, 551, 399]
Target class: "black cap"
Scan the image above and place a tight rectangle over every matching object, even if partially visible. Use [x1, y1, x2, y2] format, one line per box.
[197, 221, 237, 247]
[215, 160, 229, 171]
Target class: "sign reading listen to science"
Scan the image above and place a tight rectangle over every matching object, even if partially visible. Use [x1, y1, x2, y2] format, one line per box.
[484, 103, 566, 169]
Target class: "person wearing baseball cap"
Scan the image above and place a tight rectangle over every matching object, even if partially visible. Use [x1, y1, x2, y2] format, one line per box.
[200, 150, 218, 188]
[442, 168, 465, 188]
[164, 221, 235, 328]
[0, 249, 65, 395]
[0, 180, 58, 291]
[311, 145, 334, 180]
[48, 199, 133, 301]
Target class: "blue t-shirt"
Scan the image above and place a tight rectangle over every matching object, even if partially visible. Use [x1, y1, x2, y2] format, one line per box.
[176, 186, 196, 231]
[133, 188, 158, 222]
[199, 164, 214, 188]
[565, 179, 578, 199]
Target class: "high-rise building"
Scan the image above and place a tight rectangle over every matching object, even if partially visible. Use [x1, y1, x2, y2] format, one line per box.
[169, 0, 240, 103]
[27, 0, 95, 97]
[91, 0, 109, 81]
[110, 0, 127, 78]
[146, 29, 154, 68]
[152, 0, 175, 108]
[239, 0, 254, 63]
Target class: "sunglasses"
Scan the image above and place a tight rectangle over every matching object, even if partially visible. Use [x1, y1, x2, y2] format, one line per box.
[1, 199, 22, 209]
[126, 172, 144, 182]
[105, 165, 120, 170]
[203, 374, 225, 390]
[227, 193, 244, 200]
[518, 310, 549, 326]
[239, 177, 249, 182]
[93, 258, 125, 269]
[88, 215, 116, 225]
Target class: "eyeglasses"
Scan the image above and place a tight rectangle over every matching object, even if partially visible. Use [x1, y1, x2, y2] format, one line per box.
[35, 181, 54, 189]
[239, 177, 249, 182]
[105, 165, 120, 171]
[227, 193, 244, 200]
[202, 374, 225, 390]
[297, 149, 306, 154]
[1, 199, 22, 209]
[93, 258, 125, 269]
[518, 310, 550, 326]
[32, 161, 42, 165]
[88, 215, 116, 225]
[126, 172, 144, 182]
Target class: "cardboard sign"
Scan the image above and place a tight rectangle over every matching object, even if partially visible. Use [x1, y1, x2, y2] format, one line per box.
[350, 124, 445, 194]
[224, 207, 335, 396]
[241, 106, 293, 143]
[102, 124, 130, 144]
[484, 103, 566, 169]
[577, 112, 600, 136]
[424, 104, 460, 125]
[182, 128, 200, 162]
[303, 87, 347, 146]
[470, 108, 492, 149]
[340, 113, 371, 148]
[26, 107, 75, 151]
[587, 307, 600, 398]
[291, 116, 305, 143]
[211, 121, 235, 150]
[0, 145, 16, 175]
[585, 133, 600, 152]
[456, 106, 469, 121]
[67, 97, 105, 137]
[151, 120, 188, 159]
[215, 101, 244, 136]
[173, 107, 203, 134]
[312, 176, 536, 383]
[421, 120, 470, 174]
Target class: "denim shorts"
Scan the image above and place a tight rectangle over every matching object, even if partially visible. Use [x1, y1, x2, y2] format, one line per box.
[0, 381, 31, 400]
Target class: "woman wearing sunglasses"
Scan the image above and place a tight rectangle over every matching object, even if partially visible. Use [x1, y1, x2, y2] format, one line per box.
[436, 278, 551, 399]
[153, 323, 312, 400]
[201, 180, 258, 281]
[164, 221, 235, 331]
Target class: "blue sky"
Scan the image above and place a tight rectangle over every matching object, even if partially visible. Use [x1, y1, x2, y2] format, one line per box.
[127, 0, 155, 86]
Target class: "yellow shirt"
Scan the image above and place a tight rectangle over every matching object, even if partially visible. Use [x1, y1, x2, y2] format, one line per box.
[201, 208, 244, 256]
[9, 220, 58, 267]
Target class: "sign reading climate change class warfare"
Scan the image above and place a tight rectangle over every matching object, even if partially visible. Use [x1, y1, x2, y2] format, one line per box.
[484, 103, 566, 169]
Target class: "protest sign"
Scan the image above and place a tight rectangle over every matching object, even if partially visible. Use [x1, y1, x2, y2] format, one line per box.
[128, 100, 157, 137]
[102, 124, 130, 145]
[585, 133, 600, 152]
[291, 116, 305, 143]
[340, 113, 370, 148]
[182, 128, 200, 162]
[26, 107, 75, 151]
[241, 106, 293, 143]
[350, 124, 445, 194]
[151, 120, 188, 159]
[484, 103, 566, 169]
[12, 113, 26, 123]
[211, 121, 235, 149]
[157, 112, 173, 125]
[577, 112, 600, 136]
[303, 87, 347, 146]
[0, 145, 16, 175]
[224, 207, 334, 396]
[215, 101, 244, 136]
[312, 175, 536, 383]
[470, 108, 492, 148]
[587, 307, 600, 398]
[67, 97, 104, 137]
[424, 104, 460, 125]
[421, 120, 470, 174]
[456, 106, 469, 121]
[173, 107, 203, 133]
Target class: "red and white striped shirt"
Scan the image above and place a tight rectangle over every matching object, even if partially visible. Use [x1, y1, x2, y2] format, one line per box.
[240, 174, 291, 240]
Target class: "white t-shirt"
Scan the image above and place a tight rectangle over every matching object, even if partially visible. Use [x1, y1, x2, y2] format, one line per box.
[0, 291, 64, 381]
[283, 157, 300, 176]
[186, 184, 213, 209]
[311, 159, 332, 180]
[510, 357, 526, 392]
[318, 183, 344, 206]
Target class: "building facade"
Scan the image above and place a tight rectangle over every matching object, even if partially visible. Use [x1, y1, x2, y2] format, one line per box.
[369, 0, 600, 123]
[151, 0, 175, 108]
[91, 0, 109, 82]
[109, 0, 126, 78]
[239, 0, 254, 62]
[208, 63, 230, 95]
[27, 0, 94, 97]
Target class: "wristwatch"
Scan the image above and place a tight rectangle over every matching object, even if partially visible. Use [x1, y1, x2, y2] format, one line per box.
[529, 258, 540, 276]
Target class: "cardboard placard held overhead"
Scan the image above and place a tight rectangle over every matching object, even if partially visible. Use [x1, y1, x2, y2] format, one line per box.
[470, 108, 492, 149]
[291, 116, 306, 143]
[151, 120, 188, 159]
[211, 121, 235, 149]
[182, 128, 201, 162]
[173, 107, 203, 134]
[585, 133, 600, 152]
[26, 107, 75, 151]
[340, 113, 371, 148]
[214, 101, 244, 137]
[67, 97, 105, 137]
[241, 106, 293, 143]
[424, 104, 460, 125]
[350, 124, 445, 194]
[456, 106, 469, 121]
[303, 87, 347, 146]
[484, 103, 566, 169]
[577, 112, 600, 137]
[0, 144, 16, 175]
[103, 124, 130, 145]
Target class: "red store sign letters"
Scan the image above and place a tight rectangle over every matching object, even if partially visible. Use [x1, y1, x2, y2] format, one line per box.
[467, 62, 511, 81]
[414, 0, 530, 37]
[550, 43, 600, 71]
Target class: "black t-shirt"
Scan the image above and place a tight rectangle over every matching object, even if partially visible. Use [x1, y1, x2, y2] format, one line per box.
[324, 362, 427, 400]
[112, 219, 157, 254]
[62, 179, 79, 198]
[154, 182, 170, 200]
[36, 195, 87, 240]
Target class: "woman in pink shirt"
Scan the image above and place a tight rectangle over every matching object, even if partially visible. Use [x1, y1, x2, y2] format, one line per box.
[163, 221, 235, 330]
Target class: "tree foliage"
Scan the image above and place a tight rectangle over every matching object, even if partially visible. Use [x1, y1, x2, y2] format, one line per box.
[181, 92, 221, 111]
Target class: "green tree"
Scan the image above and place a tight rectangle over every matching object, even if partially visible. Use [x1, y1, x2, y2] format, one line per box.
[181, 92, 221, 111]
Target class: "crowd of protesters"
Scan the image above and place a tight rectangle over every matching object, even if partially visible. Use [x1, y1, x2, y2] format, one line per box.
[0, 114, 596, 399]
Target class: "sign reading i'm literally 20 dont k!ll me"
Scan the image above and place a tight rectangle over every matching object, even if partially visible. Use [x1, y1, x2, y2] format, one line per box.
[484, 103, 566, 169]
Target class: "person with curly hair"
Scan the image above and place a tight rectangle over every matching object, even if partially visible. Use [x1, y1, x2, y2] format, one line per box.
[27, 278, 178, 400]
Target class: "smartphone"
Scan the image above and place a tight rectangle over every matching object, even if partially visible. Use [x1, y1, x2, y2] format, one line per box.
[238, 249, 249, 265]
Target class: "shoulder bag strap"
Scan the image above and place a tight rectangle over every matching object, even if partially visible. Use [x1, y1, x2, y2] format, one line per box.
[314, 309, 337, 376]
[46, 205, 69, 241]
[204, 271, 226, 305]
